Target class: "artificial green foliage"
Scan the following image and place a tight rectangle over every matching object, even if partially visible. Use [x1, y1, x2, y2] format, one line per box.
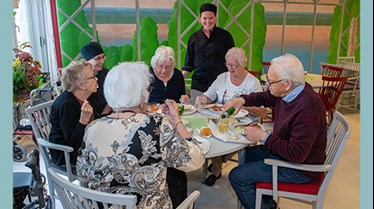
[120, 45, 134, 62]
[57, 0, 94, 66]
[132, 17, 159, 66]
[224, 2, 266, 72]
[102, 46, 121, 69]
[328, 0, 360, 63]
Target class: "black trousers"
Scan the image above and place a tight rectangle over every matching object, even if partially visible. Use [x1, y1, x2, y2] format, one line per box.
[166, 167, 187, 208]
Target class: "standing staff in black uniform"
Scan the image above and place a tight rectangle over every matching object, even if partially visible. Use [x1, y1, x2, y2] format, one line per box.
[182, 3, 235, 103]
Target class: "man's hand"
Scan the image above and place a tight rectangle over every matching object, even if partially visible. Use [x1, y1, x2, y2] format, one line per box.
[222, 97, 245, 115]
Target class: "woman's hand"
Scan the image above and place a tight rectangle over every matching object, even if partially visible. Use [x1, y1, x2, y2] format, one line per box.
[162, 99, 181, 127]
[222, 97, 245, 115]
[79, 100, 93, 125]
[180, 95, 190, 105]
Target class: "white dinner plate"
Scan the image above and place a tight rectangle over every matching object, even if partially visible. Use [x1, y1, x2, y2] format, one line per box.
[181, 104, 197, 115]
[198, 105, 249, 119]
[192, 135, 211, 155]
[207, 120, 255, 144]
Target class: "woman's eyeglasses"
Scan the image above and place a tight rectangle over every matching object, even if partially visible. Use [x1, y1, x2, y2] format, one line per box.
[93, 55, 106, 61]
[225, 63, 239, 68]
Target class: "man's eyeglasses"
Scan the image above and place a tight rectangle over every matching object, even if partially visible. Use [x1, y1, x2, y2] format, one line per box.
[94, 55, 106, 61]
[265, 74, 286, 86]
[225, 63, 239, 68]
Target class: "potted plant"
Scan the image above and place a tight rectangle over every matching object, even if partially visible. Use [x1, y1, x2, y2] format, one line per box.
[13, 42, 43, 102]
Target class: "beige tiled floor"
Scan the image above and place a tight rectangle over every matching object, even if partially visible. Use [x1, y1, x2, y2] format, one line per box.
[13, 110, 360, 209]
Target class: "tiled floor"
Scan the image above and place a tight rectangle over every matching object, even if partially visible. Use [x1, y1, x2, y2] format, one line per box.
[13, 110, 360, 209]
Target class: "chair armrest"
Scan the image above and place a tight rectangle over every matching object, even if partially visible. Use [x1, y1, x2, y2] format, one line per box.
[264, 158, 332, 172]
[37, 138, 74, 153]
[176, 190, 200, 209]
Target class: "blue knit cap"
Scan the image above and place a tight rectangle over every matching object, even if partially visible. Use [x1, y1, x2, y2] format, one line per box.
[80, 41, 104, 61]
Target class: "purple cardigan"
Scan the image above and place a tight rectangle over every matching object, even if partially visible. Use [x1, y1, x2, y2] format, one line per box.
[241, 83, 327, 179]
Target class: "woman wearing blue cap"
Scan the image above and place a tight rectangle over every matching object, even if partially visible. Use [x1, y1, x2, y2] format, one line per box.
[182, 3, 235, 103]
[80, 41, 112, 118]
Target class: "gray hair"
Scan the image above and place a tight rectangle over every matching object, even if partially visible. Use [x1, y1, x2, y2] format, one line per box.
[225, 47, 247, 68]
[270, 54, 305, 85]
[104, 62, 153, 109]
[150, 46, 175, 69]
[61, 60, 92, 92]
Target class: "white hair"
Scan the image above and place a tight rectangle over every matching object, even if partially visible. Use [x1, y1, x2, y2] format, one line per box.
[104, 62, 153, 109]
[270, 53, 305, 85]
[225, 47, 247, 67]
[150, 46, 175, 69]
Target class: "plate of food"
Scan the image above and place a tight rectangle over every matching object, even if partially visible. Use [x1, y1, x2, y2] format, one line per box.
[195, 127, 213, 138]
[207, 118, 255, 144]
[179, 104, 197, 115]
[198, 104, 249, 118]
[230, 122, 266, 135]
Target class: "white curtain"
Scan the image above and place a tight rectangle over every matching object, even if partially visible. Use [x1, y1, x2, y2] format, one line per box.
[15, 0, 58, 84]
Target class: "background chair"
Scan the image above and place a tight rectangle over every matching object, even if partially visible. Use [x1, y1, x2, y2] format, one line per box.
[336, 56, 355, 64]
[260, 62, 275, 124]
[255, 111, 351, 209]
[26, 100, 77, 209]
[318, 76, 348, 124]
[262, 61, 271, 75]
[48, 167, 200, 209]
[320, 62, 344, 77]
[337, 62, 360, 113]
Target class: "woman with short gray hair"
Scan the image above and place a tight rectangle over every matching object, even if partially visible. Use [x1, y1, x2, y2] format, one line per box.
[77, 62, 205, 209]
[49, 60, 97, 166]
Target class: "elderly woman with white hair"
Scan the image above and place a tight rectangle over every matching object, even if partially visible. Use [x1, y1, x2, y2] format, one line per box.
[195, 47, 267, 186]
[76, 62, 204, 209]
[149, 45, 188, 104]
[49, 60, 97, 166]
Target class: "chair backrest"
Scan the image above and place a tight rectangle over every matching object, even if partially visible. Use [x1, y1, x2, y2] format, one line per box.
[320, 111, 351, 196]
[320, 62, 344, 77]
[47, 168, 137, 209]
[248, 70, 262, 80]
[318, 76, 348, 111]
[336, 56, 355, 64]
[262, 61, 271, 75]
[25, 100, 54, 140]
[340, 62, 360, 86]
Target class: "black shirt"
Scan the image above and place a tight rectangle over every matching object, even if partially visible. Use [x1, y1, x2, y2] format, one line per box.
[183, 26, 235, 92]
[49, 91, 87, 166]
[88, 67, 109, 119]
[149, 67, 186, 103]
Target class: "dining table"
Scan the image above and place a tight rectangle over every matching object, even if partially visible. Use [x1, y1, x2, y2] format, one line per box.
[180, 105, 261, 182]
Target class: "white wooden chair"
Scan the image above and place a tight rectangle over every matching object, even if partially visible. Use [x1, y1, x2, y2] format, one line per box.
[26, 100, 78, 209]
[255, 111, 351, 209]
[337, 62, 360, 112]
[336, 56, 355, 64]
[47, 168, 200, 209]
